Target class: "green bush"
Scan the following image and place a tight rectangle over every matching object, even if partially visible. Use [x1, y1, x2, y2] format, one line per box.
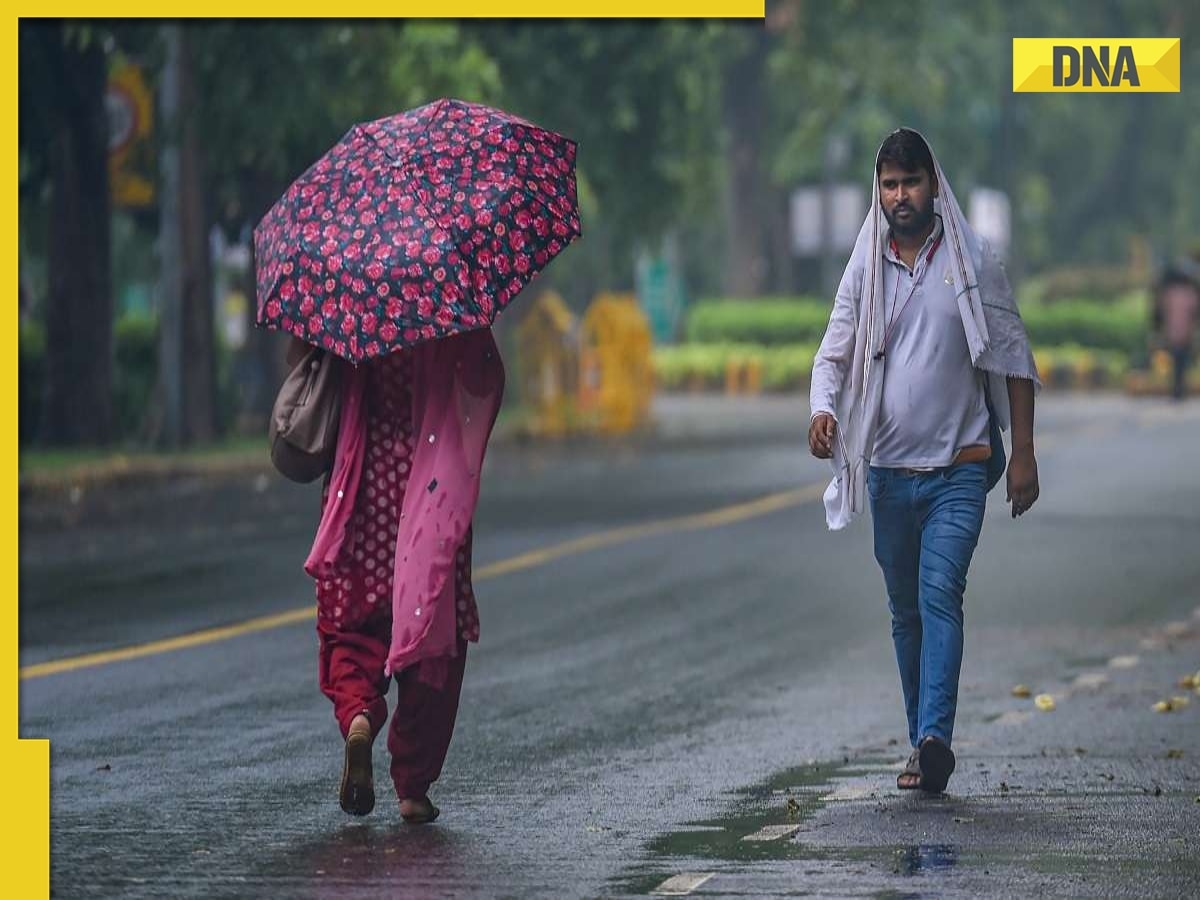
[19, 320, 46, 444]
[685, 298, 831, 345]
[112, 312, 159, 440]
[1020, 299, 1146, 354]
[19, 312, 158, 444]
[684, 295, 1149, 356]
[655, 340, 1133, 393]
[653, 342, 818, 392]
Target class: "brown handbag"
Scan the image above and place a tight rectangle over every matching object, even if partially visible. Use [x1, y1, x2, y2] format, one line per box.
[268, 345, 343, 483]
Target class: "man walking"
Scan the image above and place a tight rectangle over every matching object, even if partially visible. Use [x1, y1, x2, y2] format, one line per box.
[1155, 266, 1199, 401]
[808, 128, 1041, 793]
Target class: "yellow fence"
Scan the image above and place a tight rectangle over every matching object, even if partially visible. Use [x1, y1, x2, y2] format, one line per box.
[516, 290, 656, 437]
[578, 292, 654, 435]
[516, 291, 579, 438]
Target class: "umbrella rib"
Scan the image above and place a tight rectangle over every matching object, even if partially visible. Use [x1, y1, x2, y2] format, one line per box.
[386, 163, 478, 325]
[366, 101, 576, 219]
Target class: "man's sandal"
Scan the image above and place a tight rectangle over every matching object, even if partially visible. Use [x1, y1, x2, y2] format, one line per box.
[917, 736, 956, 793]
[897, 748, 922, 790]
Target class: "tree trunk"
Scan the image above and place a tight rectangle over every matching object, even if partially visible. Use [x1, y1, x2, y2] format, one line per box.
[40, 30, 113, 446]
[243, 175, 290, 432]
[720, 26, 770, 298]
[178, 28, 217, 443]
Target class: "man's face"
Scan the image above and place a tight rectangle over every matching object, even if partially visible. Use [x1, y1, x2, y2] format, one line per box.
[878, 162, 937, 238]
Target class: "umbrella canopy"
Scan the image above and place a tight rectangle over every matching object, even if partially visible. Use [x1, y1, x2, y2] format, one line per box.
[255, 98, 581, 363]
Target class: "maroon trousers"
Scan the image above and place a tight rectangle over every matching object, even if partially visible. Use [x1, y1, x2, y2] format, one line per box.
[319, 618, 467, 800]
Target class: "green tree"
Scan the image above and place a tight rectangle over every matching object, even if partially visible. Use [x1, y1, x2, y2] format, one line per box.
[20, 22, 114, 445]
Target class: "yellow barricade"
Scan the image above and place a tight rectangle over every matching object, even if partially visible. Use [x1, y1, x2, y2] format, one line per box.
[515, 291, 578, 438]
[578, 292, 654, 435]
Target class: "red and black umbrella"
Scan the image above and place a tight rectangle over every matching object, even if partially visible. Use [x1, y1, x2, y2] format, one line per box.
[254, 98, 581, 363]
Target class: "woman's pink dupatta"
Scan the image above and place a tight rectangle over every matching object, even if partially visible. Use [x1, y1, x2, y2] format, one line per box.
[305, 328, 505, 686]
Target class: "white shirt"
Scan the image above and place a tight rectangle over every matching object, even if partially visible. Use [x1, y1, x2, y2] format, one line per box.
[870, 219, 990, 467]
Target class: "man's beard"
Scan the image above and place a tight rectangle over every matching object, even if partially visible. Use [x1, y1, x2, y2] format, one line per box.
[883, 198, 936, 237]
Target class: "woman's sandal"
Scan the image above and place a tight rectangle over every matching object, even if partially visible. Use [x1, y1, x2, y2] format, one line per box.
[897, 748, 922, 790]
[339, 716, 375, 816]
[400, 796, 440, 825]
[917, 736, 956, 794]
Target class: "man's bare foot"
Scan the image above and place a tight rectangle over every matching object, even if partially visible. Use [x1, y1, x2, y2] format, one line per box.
[339, 714, 375, 816]
[399, 796, 440, 824]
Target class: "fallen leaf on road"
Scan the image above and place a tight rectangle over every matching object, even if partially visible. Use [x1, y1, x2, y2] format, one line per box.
[1011, 684, 1032, 698]
[1154, 700, 1175, 713]
[1035, 694, 1056, 711]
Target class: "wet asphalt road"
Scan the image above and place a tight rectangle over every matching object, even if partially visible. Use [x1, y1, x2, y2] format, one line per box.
[19, 394, 1200, 898]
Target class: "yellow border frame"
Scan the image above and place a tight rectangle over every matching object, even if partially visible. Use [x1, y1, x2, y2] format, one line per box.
[10, 11, 765, 895]
[10, 16, 50, 896]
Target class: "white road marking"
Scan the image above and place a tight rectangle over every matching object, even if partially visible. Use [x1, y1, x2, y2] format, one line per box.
[821, 785, 874, 802]
[652, 872, 715, 895]
[742, 823, 801, 842]
[1071, 672, 1110, 691]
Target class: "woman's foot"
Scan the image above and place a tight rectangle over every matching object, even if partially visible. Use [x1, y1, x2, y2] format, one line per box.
[399, 796, 440, 824]
[339, 714, 375, 816]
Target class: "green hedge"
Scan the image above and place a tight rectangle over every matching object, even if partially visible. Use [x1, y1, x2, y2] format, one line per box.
[112, 312, 159, 440]
[19, 321, 45, 444]
[686, 298, 831, 345]
[685, 296, 1148, 355]
[1020, 299, 1146, 354]
[653, 343, 818, 392]
[655, 341, 1132, 393]
[20, 313, 160, 444]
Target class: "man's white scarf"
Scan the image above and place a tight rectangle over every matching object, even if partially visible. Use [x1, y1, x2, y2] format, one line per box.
[819, 129, 1041, 530]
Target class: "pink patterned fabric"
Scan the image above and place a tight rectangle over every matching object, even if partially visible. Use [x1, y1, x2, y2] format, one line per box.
[254, 99, 581, 364]
[313, 350, 479, 644]
[306, 328, 504, 685]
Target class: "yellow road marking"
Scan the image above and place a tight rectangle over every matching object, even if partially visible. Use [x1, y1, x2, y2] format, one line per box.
[475, 483, 824, 579]
[19, 607, 317, 680]
[21, 483, 826, 681]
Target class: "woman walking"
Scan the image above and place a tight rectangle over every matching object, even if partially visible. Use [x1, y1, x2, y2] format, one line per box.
[298, 330, 504, 822]
[255, 99, 580, 822]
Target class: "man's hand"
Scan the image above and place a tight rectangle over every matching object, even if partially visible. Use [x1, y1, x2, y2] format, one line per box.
[1006, 445, 1039, 518]
[808, 413, 837, 459]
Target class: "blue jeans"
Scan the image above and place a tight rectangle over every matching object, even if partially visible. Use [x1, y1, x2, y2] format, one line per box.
[868, 462, 987, 748]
